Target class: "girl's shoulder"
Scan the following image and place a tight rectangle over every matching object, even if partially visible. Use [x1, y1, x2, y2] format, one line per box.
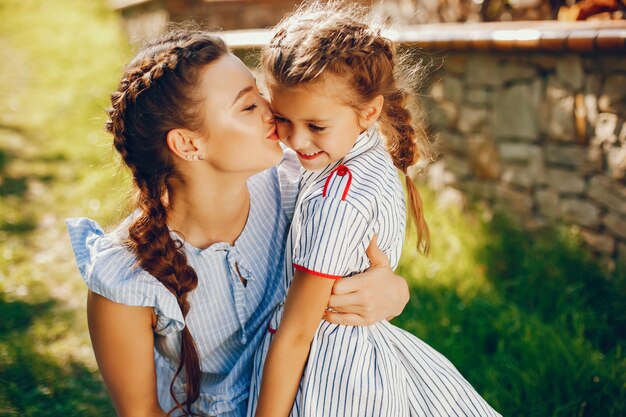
[315, 147, 402, 216]
[65, 216, 184, 335]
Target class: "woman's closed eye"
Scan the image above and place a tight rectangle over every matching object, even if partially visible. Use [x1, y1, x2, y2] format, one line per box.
[243, 103, 258, 112]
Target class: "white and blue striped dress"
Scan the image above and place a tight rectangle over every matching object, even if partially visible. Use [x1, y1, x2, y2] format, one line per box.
[248, 128, 501, 417]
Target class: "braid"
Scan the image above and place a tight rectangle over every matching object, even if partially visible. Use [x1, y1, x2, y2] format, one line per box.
[380, 86, 431, 255]
[105, 29, 228, 416]
[263, 0, 432, 255]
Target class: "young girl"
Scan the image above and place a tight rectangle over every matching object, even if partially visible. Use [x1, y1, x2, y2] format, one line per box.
[248, 3, 502, 417]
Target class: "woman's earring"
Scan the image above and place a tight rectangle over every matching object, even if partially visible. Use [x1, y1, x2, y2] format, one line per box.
[186, 154, 204, 161]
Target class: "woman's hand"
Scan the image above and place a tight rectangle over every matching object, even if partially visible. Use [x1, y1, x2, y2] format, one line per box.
[324, 236, 410, 326]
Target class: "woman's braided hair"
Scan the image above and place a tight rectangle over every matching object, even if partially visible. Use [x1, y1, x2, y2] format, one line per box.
[105, 29, 229, 416]
[262, 1, 431, 254]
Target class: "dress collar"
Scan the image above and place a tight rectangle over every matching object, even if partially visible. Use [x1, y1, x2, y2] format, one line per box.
[342, 127, 382, 164]
[300, 127, 382, 187]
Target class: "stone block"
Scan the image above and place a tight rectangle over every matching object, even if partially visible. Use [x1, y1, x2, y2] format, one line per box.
[595, 113, 619, 144]
[580, 229, 615, 255]
[458, 107, 489, 134]
[583, 55, 626, 72]
[607, 145, 626, 181]
[444, 153, 471, 179]
[536, 189, 559, 219]
[604, 212, 626, 240]
[599, 74, 626, 114]
[547, 169, 586, 194]
[442, 76, 463, 104]
[439, 130, 467, 155]
[430, 79, 444, 101]
[496, 185, 534, 215]
[502, 165, 532, 189]
[468, 134, 501, 180]
[559, 199, 601, 228]
[501, 63, 537, 83]
[556, 56, 585, 91]
[588, 176, 626, 216]
[544, 144, 602, 174]
[619, 121, 626, 144]
[584, 74, 602, 125]
[493, 80, 542, 141]
[466, 54, 502, 87]
[430, 100, 459, 129]
[543, 77, 575, 141]
[530, 55, 558, 70]
[465, 180, 496, 200]
[528, 147, 547, 186]
[499, 143, 539, 162]
[464, 88, 490, 106]
[444, 54, 467, 75]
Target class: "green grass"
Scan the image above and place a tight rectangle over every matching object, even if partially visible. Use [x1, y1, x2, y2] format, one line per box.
[394, 201, 626, 417]
[0, 1, 624, 416]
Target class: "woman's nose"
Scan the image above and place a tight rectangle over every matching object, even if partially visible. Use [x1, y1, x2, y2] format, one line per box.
[260, 99, 275, 123]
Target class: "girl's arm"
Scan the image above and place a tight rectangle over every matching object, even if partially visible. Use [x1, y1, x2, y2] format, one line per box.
[325, 235, 409, 325]
[254, 271, 335, 417]
[87, 291, 167, 417]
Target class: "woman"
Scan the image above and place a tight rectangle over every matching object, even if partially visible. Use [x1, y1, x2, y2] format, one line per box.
[66, 29, 410, 417]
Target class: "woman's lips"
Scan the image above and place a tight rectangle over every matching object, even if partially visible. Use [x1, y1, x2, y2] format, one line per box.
[266, 126, 279, 141]
[296, 151, 323, 160]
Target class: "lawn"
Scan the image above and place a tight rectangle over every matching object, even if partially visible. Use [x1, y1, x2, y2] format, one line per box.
[0, 1, 624, 416]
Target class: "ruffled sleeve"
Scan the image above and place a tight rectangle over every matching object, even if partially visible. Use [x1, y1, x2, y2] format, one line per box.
[65, 217, 185, 335]
[277, 147, 301, 223]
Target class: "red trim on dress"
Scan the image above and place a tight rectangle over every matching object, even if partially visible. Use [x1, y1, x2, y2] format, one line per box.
[322, 164, 352, 201]
[293, 264, 342, 280]
[267, 323, 277, 334]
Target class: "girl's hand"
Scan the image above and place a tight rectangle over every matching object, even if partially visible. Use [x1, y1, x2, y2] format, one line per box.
[324, 235, 410, 326]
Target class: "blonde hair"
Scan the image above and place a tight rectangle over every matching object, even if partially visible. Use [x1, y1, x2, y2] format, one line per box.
[262, 1, 431, 254]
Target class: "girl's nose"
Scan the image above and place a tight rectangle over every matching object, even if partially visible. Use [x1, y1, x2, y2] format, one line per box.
[288, 130, 307, 149]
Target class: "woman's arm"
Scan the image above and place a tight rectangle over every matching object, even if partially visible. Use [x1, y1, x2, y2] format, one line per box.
[254, 272, 335, 417]
[87, 291, 167, 417]
[325, 236, 410, 326]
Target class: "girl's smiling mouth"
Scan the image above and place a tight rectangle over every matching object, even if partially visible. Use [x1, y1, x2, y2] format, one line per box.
[296, 150, 323, 160]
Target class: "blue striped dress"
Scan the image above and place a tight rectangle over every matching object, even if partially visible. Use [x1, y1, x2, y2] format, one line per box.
[66, 156, 301, 417]
[247, 128, 502, 417]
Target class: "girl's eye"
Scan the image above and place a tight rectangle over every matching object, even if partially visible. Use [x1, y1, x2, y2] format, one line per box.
[309, 124, 325, 132]
[243, 104, 257, 112]
[275, 116, 289, 124]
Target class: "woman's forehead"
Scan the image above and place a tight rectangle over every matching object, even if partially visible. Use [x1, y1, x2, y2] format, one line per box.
[199, 54, 255, 105]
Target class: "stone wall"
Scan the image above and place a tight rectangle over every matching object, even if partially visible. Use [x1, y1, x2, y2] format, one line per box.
[419, 51, 626, 263]
[223, 21, 626, 264]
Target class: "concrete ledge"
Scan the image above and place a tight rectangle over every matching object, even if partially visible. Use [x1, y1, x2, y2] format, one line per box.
[220, 21, 626, 52]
